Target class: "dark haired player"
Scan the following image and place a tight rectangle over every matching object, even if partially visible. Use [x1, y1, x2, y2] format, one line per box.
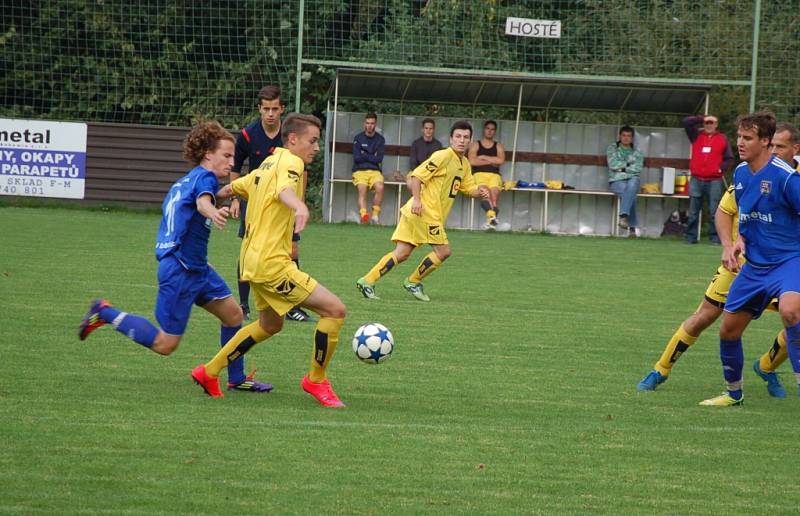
[357, 120, 489, 302]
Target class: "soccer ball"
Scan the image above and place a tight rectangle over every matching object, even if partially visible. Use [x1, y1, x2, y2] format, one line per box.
[352, 322, 394, 364]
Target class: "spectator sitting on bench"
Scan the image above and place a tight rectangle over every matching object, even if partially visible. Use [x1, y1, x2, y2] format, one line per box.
[409, 118, 443, 170]
[468, 120, 506, 230]
[606, 125, 644, 237]
[352, 112, 385, 224]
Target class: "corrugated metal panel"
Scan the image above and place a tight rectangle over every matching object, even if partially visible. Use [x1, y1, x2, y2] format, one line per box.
[85, 122, 189, 208]
[336, 69, 711, 115]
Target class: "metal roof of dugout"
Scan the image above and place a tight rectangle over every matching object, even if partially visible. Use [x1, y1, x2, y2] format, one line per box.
[330, 67, 711, 115]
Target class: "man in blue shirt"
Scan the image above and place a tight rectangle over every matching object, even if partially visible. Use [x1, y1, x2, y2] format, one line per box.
[352, 112, 386, 224]
[700, 112, 800, 406]
[78, 121, 272, 392]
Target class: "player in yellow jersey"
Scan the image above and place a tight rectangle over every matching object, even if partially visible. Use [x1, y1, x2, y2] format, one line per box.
[637, 122, 800, 397]
[191, 113, 348, 407]
[356, 120, 489, 301]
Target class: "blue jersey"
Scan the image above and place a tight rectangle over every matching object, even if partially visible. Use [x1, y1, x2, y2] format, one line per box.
[154, 166, 219, 271]
[352, 131, 385, 172]
[733, 155, 800, 267]
[233, 119, 282, 173]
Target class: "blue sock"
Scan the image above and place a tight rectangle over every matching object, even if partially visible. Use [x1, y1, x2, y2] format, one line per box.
[222, 325, 245, 384]
[720, 338, 744, 399]
[786, 324, 800, 376]
[99, 305, 121, 323]
[110, 312, 158, 348]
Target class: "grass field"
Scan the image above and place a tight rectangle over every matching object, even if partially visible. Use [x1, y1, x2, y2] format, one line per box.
[2, 205, 799, 514]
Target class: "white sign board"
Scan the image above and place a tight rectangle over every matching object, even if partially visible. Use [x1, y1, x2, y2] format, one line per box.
[0, 118, 87, 199]
[505, 17, 561, 39]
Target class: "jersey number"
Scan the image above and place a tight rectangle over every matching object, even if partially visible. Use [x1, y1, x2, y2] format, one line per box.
[164, 189, 181, 236]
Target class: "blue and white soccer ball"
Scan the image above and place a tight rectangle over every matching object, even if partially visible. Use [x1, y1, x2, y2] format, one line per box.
[352, 322, 394, 364]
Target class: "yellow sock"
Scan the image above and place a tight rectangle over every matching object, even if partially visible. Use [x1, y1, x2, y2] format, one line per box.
[359, 208, 367, 217]
[759, 330, 787, 373]
[308, 317, 344, 382]
[371, 205, 381, 217]
[654, 323, 698, 376]
[205, 321, 271, 378]
[408, 252, 442, 283]
[487, 209, 496, 221]
[364, 252, 398, 284]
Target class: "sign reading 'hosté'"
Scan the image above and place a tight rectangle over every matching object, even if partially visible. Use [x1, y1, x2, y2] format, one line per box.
[505, 17, 561, 39]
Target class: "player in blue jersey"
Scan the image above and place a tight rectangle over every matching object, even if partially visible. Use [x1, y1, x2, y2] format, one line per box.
[700, 112, 800, 406]
[78, 120, 272, 392]
[231, 85, 313, 324]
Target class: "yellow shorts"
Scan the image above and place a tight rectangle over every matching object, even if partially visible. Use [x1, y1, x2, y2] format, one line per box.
[391, 213, 448, 247]
[250, 262, 319, 316]
[352, 170, 384, 189]
[704, 265, 736, 307]
[703, 264, 778, 311]
[473, 172, 503, 190]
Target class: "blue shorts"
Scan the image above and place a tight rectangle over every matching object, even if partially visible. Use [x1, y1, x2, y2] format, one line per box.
[238, 200, 300, 242]
[155, 255, 232, 335]
[725, 256, 800, 318]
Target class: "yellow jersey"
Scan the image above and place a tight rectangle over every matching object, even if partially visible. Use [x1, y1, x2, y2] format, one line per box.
[717, 184, 739, 242]
[231, 147, 304, 281]
[401, 147, 478, 224]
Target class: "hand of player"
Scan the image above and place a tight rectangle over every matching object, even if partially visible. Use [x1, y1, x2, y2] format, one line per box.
[293, 204, 310, 233]
[211, 206, 229, 230]
[410, 197, 423, 216]
[722, 237, 744, 272]
[230, 198, 240, 219]
[478, 186, 490, 199]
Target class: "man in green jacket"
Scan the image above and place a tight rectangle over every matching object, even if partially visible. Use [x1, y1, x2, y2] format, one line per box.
[607, 125, 645, 236]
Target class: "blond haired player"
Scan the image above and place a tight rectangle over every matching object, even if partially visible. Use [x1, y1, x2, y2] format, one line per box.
[356, 120, 489, 302]
[192, 113, 348, 407]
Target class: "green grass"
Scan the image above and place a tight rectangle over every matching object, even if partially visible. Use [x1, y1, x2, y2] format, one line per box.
[1, 206, 798, 514]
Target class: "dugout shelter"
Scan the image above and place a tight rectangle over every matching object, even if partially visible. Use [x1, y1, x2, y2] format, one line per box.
[322, 68, 712, 237]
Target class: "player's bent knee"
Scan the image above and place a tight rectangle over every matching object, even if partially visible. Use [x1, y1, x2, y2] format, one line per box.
[394, 249, 412, 262]
[719, 323, 743, 341]
[152, 333, 181, 356]
[329, 300, 346, 319]
[261, 318, 283, 335]
[779, 308, 800, 327]
[223, 310, 244, 328]
[435, 248, 452, 261]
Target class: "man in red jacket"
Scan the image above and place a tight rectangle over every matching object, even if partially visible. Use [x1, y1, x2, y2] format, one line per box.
[682, 114, 734, 244]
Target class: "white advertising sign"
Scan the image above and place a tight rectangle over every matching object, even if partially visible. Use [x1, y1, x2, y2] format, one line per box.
[505, 17, 561, 39]
[0, 118, 87, 199]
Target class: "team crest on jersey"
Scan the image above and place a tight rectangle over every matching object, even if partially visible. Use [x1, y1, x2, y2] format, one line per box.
[276, 279, 297, 295]
[760, 180, 771, 195]
[428, 225, 441, 236]
[449, 176, 462, 198]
